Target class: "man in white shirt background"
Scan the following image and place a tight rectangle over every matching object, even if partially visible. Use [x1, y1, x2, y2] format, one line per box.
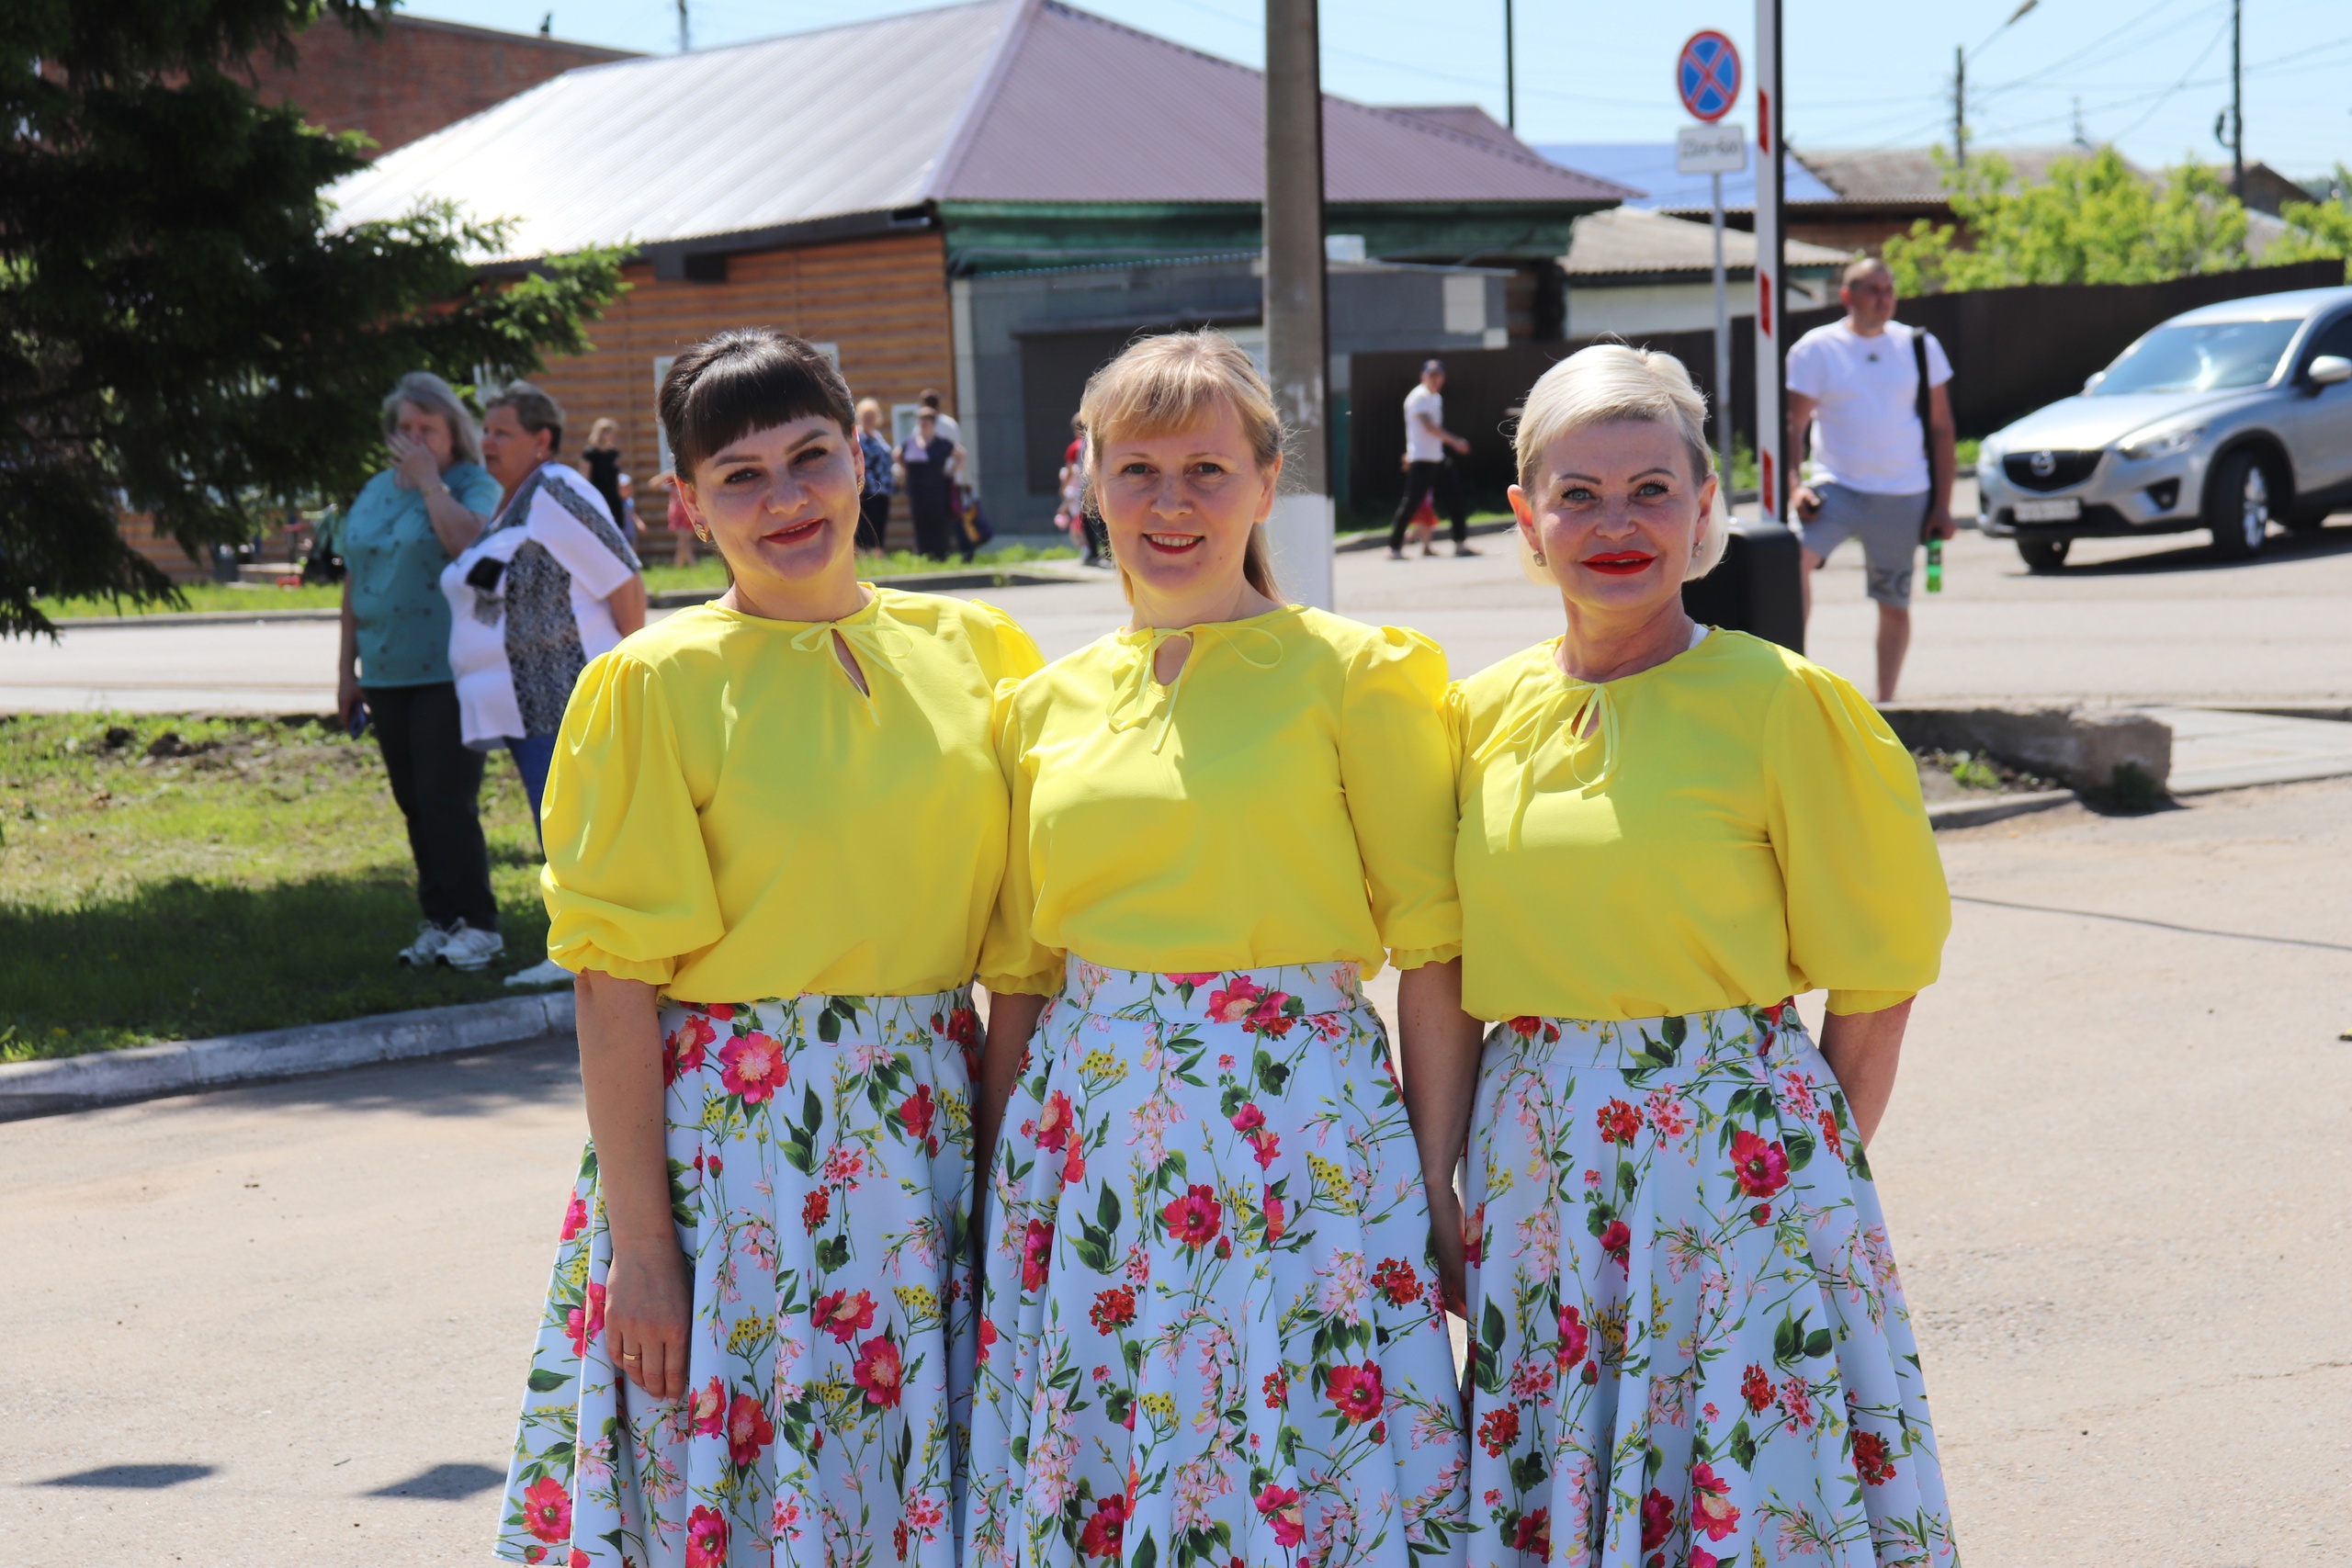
[1786, 257, 1958, 702]
[1388, 358, 1477, 559]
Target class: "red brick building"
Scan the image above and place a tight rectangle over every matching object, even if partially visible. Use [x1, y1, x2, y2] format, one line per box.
[247, 14, 634, 157]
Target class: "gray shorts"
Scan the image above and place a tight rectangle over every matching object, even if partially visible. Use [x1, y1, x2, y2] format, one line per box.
[1800, 483, 1928, 608]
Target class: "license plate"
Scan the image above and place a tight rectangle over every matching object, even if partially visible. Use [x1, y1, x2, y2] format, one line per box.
[2013, 499, 2081, 523]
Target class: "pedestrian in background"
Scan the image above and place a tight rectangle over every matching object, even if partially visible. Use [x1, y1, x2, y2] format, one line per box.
[854, 395, 896, 552]
[333, 371, 504, 970]
[580, 416, 628, 533]
[657, 471, 696, 569]
[1055, 412, 1103, 566]
[897, 406, 959, 560]
[916, 387, 960, 447]
[496, 327, 1042, 1568]
[1426, 344, 1956, 1565]
[1787, 256, 1958, 703]
[1389, 356, 1476, 559]
[451, 381, 648, 980]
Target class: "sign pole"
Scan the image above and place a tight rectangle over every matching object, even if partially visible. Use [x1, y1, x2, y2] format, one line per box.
[1753, 0, 1784, 528]
[1711, 170, 1731, 497]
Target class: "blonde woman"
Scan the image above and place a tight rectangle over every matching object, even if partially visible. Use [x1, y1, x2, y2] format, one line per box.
[1413, 345, 1957, 1566]
[967, 332, 1468, 1568]
[496, 329, 1042, 1568]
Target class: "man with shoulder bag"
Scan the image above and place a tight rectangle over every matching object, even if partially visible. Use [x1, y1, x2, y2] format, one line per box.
[1786, 257, 1957, 703]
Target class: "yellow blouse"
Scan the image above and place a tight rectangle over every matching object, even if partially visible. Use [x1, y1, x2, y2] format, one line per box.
[540, 589, 1044, 1002]
[981, 606, 1460, 995]
[1452, 629, 1949, 1022]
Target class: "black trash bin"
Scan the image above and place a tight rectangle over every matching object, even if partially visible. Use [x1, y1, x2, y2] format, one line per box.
[1682, 519, 1804, 656]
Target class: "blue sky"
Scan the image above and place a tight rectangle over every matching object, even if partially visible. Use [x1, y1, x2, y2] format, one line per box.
[400, 0, 2352, 179]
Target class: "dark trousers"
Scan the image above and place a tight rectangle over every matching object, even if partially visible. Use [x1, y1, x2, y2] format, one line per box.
[857, 491, 891, 552]
[909, 491, 957, 560]
[1389, 458, 1469, 549]
[366, 682, 497, 931]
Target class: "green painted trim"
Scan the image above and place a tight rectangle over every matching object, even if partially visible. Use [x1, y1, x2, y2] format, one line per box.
[939, 199, 1607, 275]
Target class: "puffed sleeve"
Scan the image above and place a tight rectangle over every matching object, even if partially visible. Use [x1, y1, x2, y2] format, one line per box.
[1340, 626, 1463, 970]
[976, 674, 1065, 996]
[1764, 663, 1950, 1014]
[539, 651, 723, 985]
[967, 599, 1046, 686]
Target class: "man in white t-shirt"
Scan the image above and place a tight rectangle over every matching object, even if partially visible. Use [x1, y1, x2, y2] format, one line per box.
[1785, 257, 1957, 702]
[1388, 359, 1477, 559]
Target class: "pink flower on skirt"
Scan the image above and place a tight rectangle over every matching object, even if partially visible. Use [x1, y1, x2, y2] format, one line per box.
[1204, 976, 1265, 1022]
[520, 1475, 571, 1543]
[718, 1030, 786, 1104]
[684, 1504, 729, 1568]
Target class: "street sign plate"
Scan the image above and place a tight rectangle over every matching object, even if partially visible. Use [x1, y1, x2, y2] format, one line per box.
[1677, 30, 1741, 122]
[1677, 122, 1748, 175]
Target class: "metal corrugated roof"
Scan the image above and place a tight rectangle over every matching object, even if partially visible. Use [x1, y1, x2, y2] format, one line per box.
[326, 1, 1016, 262]
[328, 0, 1625, 264]
[1535, 142, 1838, 210]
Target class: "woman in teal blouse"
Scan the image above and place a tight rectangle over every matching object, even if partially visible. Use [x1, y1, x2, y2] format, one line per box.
[334, 371, 507, 970]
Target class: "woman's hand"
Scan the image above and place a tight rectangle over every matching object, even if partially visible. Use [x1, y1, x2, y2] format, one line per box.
[1424, 1176, 1468, 1316]
[1816, 998, 1913, 1146]
[389, 432, 441, 493]
[605, 1237, 693, 1400]
[336, 669, 363, 730]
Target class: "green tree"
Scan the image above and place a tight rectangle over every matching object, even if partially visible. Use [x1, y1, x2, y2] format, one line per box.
[2267, 164, 2352, 279]
[1882, 147, 2251, 296]
[1, 0, 626, 634]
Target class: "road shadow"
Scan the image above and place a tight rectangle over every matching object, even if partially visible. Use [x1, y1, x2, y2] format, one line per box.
[36, 1462, 216, 1489]
[366, 1461, 506, 1500]
[2015, 520, 2352, 580]
[205, 1032, 582, 1122]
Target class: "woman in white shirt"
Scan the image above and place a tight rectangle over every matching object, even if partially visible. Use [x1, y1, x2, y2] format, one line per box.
[445, 382, 646, 892]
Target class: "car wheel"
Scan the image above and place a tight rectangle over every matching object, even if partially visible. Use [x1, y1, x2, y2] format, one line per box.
[2016, 537, 2070, 572]
[2205, 449, 2274, 559]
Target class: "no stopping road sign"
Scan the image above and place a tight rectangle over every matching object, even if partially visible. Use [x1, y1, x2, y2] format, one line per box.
[1677, 30, 1741, 122]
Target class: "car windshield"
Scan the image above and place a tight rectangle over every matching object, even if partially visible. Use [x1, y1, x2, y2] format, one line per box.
[2089, 319, 2301, 395]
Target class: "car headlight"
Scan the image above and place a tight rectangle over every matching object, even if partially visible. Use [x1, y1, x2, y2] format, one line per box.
[2120, 426, 2203, 461]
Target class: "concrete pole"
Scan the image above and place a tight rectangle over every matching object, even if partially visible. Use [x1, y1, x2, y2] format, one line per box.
[1263, 0, 1334, 609]
[1951, 45, 1965, 169]
[2230, 0, 2244, 203]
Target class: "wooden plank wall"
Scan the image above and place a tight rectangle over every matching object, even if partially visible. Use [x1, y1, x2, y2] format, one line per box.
[526, 231, 956, 537]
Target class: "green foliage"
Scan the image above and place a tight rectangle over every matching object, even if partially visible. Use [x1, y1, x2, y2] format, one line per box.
[1882, 148, 2251, 296]
[2267, 164, 2352, 280]
[1, 1, 626, 636]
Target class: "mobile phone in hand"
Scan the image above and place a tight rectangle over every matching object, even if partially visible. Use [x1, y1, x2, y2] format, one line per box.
[347, 701, 369, 740]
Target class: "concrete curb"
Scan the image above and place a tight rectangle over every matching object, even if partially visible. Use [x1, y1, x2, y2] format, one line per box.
[0, 990, 576, 1122]
[54, 607, 343, 629]
[1926, 789, 2078, 830]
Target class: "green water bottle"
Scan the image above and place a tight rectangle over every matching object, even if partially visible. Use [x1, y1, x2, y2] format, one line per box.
[1925, 538, 1943, 593]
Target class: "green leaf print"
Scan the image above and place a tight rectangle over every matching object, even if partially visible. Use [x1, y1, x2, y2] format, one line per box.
[1773, 1309, 1818, 1371]
[526, 1367, 570, 1393]
[1661, 1015, 1687, 1048]
[1804, 1327, 1835, 1359]
[1726, 1418, 1758, 1470]
[1253, 1049, 1290, 1096]
[816, 1234, 851, 1271]
[667, 1157, 697, 1227]
[1783, 1130, 1816, 1172]
[818, 1007, 841, 1043]
[1510, 1449, 1548, 1493]
[1098, 1184, 1123, 1235]
[1133, 1529, 1159, 1568]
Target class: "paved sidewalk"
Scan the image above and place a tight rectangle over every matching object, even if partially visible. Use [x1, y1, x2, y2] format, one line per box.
[2150, 705, 2352, 793]
[6, 777, 2349, 1565]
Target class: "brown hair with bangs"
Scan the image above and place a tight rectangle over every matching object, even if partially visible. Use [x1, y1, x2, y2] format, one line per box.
[1079, 331, 1284, 602]
[659, 328, 857, 479]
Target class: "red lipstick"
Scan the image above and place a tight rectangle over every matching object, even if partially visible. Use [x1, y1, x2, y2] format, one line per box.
[1581, 550, 1656, 576]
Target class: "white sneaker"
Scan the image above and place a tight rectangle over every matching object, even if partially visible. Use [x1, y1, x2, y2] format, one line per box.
[504, 957, 572, 988]
[397, 921, 451, 967]
[438, 920, 506, 972]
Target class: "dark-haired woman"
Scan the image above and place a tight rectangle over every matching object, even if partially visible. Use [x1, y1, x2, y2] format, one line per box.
[497, 328, 1043, 1568]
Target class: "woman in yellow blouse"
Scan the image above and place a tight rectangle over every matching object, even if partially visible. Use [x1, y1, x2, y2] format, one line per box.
[964, 333, 1468, 1568]
[495, 329, 1042, 1568]
[1410, 345, 1957, 1568]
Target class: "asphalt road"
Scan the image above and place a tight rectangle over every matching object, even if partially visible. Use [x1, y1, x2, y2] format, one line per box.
[7, 775, 2349, 1565]
[7, 507, 2352, 713]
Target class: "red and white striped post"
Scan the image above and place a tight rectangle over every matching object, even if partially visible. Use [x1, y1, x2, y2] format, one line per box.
[1752, 0, 1785, 525]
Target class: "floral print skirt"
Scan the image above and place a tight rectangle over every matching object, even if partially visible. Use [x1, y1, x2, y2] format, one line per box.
[1461, 1004, 1956, 1568]
[496, 990, 980, 1567]
[966, 960, 1470, 1568]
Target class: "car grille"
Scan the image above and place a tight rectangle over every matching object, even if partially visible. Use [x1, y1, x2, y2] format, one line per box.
[2003, 450, 2102, 491]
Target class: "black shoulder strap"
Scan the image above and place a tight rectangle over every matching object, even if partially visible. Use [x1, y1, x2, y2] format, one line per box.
[1913, 329, 1935, 461]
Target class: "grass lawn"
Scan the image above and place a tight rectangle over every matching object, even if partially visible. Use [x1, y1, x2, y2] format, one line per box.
[0, 711, 552, 1063]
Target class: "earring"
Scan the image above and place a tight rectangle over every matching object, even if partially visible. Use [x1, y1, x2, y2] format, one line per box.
[1531, 547, 1546, 565]
[692, 524, 712, 544]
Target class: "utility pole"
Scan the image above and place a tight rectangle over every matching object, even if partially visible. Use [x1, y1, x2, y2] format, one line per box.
[1264, 0, 1334, 609]
[1951, 45, 1965, 168]
[2230, 0, 2244, 201]
[676, 0, 690, 52]
[1754, 0, 1787, 536]
[1504, 0, 1517, 132]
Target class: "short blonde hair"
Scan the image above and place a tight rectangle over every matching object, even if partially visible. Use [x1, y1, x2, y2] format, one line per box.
[586, 416, 620, 447]
[854, 397, 883, 420]
[1080, 331, 1283, 602]
[1512, 344, 1726, 581]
